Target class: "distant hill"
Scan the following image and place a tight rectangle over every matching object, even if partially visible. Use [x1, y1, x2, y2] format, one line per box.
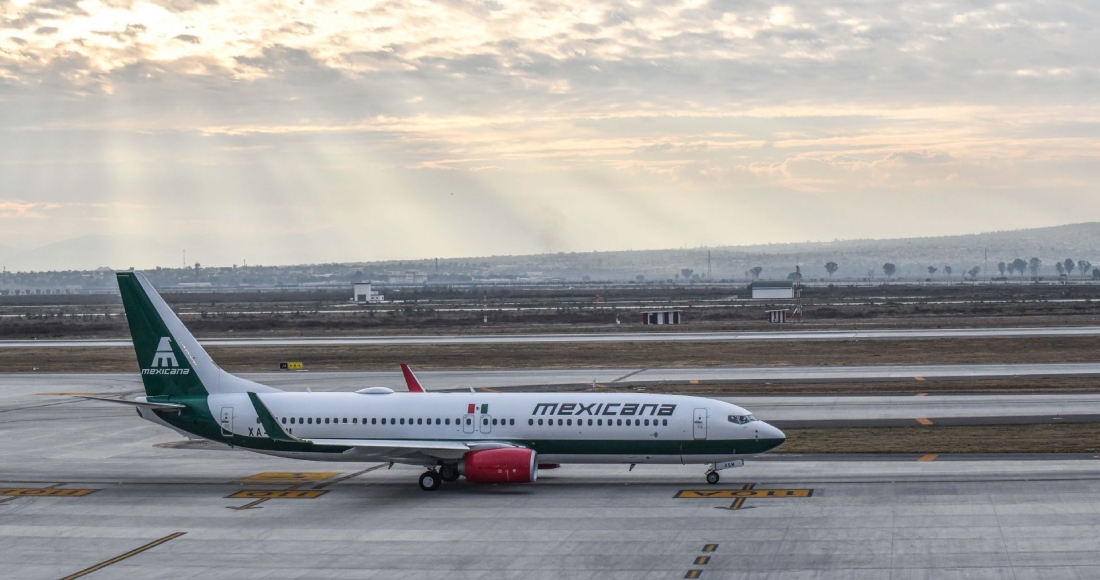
[0, 235, 177, 272]
[359, 222, 1100, 281]
[3, 223, 1100, 281]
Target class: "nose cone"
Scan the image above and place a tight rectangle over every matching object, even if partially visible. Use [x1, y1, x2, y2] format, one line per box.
[759, 422, 786, 452]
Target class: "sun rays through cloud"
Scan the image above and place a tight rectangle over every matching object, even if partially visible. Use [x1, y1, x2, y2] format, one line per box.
[1, 0, 1098, 267]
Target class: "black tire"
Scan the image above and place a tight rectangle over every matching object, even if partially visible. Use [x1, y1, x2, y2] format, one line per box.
[439, 464, 459, 482]
[419, 471, 442, 491]
[706, 471, 720, 485]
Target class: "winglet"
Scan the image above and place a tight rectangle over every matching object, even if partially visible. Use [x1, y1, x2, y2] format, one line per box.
[247, 392, 309, 444]
[401, 363, 425, 393]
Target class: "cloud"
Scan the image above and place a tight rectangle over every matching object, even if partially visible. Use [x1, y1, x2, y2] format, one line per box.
[0, 201, 61, 218]
[0, 0, 1096, 260]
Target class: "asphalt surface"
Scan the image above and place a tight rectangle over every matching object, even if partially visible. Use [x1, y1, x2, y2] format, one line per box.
[6, 325, 1100, 348]
[2, 377, 1100, 579]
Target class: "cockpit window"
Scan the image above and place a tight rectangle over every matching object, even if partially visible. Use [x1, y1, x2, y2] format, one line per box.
[728, 414, 759, 424]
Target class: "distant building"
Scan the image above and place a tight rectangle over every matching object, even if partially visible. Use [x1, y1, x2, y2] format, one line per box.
[641, 310, 682, 325]
[352, 282, 385, 303]
[387, 271, 427, 284]
[751, 281, 795, 300]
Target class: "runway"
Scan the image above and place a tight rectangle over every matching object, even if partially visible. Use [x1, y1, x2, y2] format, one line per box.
[208, 362, 1100, 388]
[5, 324, 1100, 348]
[1, 376, 1099, 579]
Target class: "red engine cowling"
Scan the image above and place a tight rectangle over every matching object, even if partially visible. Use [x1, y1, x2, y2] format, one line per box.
[459, 448, 538, 484]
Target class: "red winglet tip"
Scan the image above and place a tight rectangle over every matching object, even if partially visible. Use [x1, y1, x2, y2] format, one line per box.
[401, 363, 425, 393]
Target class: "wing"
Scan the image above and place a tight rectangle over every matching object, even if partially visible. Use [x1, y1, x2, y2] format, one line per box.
[246, 392, 522, 462]
[401, 363, 425, 393]
[305, 440, 519, 462]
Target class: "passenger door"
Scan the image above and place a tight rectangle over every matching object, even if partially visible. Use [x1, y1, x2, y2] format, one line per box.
[220, 406, 234, 437]
[693, 408, 707, 440]
[480, 415, 492, 434]
[463, 414, 475, 434]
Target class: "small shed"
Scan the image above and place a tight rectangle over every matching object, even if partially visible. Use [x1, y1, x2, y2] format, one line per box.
[766, 310, 788, 323]
[641, 310, 682, 325]
[751, 281, 795, 300]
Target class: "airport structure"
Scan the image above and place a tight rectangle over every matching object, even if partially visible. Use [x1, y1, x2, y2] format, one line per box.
[352, 282, 385, 303]
[750, 280, 795, 299]
[640, 310, 682, 325]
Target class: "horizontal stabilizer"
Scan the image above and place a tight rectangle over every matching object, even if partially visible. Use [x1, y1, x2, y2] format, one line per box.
[74, 396, 186, 412]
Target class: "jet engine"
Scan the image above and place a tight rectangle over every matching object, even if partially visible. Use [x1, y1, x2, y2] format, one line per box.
[459, 448, 538, 484]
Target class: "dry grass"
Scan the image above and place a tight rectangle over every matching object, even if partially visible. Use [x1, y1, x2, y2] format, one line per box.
[781, 423, 1100, 454]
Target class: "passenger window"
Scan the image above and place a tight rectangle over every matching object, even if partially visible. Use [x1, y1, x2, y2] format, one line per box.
[281, 417, 286, 424]
[509, 419, 514, 425]
[558, 419, 563, 426]
[566, 419, 571, 426]
[352, 418, 357, 424]
[343, 418, 348, 424]
[371, 418, 376, 424]
[587, 419, 592, 426]
[436, 418, 441, 425]
[417, 418, 422, 425]
[662, 419, 667, 426]
[465, 418, 471, 425]
[616, 419, 622, 426]
[256, 417, 261, 424]
[445, 418, 450, 425]
[597, 419, 602, 426]
[644, 419, 649, 426]
[538, 419, 543, 425]
[307, 418, 313, 424]
[528, 419, 534, 425]
[400, 418, 405, 425]
[325, 418, 330, 424]
[492, 418, 498, 426]
[290, 418, 295, 424]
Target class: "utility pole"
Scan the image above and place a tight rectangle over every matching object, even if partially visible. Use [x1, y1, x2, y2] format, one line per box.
[182, 250, 186, 269]
[707, 250, 712, 279]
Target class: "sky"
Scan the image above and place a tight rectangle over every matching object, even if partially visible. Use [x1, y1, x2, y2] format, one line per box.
[1, 0, 1098, 268]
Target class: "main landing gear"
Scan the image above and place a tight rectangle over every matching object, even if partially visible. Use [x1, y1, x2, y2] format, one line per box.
[439, 464, 460, 482]
[705, 471, 720, 485]
[418, 470, 442, 491]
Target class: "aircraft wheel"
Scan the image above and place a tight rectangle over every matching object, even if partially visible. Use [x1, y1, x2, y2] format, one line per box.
[419, 470, 442, 491]
[439, 464, 460, 482]
[706, 471, 720, 485]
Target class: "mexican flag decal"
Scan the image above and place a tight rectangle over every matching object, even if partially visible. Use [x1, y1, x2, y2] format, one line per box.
[467, 403, 489, 414]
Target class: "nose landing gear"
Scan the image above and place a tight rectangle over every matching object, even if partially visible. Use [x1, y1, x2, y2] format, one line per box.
[705, 471, 720, 485]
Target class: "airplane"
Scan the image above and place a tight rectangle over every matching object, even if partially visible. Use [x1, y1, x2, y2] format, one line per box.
[91, 271, 786, 491]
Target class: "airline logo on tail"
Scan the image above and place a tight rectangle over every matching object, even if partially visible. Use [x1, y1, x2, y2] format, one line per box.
[142, 337, 190, 375]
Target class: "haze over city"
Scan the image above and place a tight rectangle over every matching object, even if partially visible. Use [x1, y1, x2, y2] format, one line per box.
[2, 0, 1098, 268]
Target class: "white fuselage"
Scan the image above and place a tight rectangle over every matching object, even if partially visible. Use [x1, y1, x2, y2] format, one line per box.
[187, 390, 785, 466]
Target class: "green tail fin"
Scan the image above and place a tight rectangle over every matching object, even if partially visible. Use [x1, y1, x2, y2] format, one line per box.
[118, 271, 280, 398]
[117, 272, 210, 397]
